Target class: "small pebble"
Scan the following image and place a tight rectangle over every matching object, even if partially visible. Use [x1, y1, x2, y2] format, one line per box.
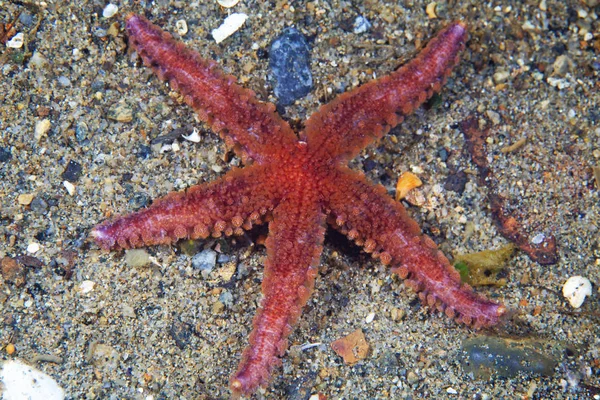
[353, 16, 371, 34]
[0, 146, 11, 163]
[269, 28, 313, 106]
[17, 193, 35, 206]
[6, 32, 24, 49]
[219, 290, 234, 308]
[61, 160, 83, 182]
[125, 249, 151, 268]
[331, 329, 370, 364]
[562, 276, 592, 308]
[108, 103, 133, 123]
[211, 13, 247, 44]
[486, 110, 501, 125]
[531, 233, 545, 245]
[29, 51, 48, 68]
[35, 119, 51, 141]
[446, 387, 458, 395]
[192, 249, 217, 278]
[78, 280, 96, 294]
[57, 76, 71, 87]
[27, 242, 40, 254]
[493, 70, 510, 84]
[6, 343, 15, 355]
[552, 55, 573, 77]
[103, 4, 119, 19]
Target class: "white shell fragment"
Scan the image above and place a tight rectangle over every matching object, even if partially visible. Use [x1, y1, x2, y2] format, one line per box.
[176, 19, 188, 36]
[562, 276, 592, 308]
[212, 13, 248, 44]
[103, 4, 119, 19]
[63, 180, 76, 196]
[0, 359, 65, 400]
[217, 0, 241, 8]
[6, 32, 24, 49]
[183, 128, 201, 143]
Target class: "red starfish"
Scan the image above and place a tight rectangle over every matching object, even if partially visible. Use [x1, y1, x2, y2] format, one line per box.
[92, 15, 507, 397]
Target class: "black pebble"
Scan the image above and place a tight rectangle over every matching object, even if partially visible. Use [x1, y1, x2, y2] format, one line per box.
[269, 28, 313, 106]
[444, 170, 468, 194]
[0, 147, 11, 163]
[61, 160, 83, 182]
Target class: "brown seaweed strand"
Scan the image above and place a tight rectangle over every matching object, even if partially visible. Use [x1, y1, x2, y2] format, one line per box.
[460, 116, 558, 265]
[303, 22, 468, 163]
[125, 14, 298, 164]
[324, 167, 506, 327]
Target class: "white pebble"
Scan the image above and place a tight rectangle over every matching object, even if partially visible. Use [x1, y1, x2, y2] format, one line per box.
[27, 242, 40, 254]
[103, 4, 119, 19]
[63, 180, 76, 196]
[183, 128, 202, 143]
[365, 312, 376, 323]
[562, 276, 592, 308]
[176, 19, 188, 36]
[446, 387, 458, 394]
[6, 32, 24, 49]
[217, 0, 241, 7]
[531, 233, 545, 245]
[79, 280, 96, 294]
[0, 359, 65, 400]
[212, 13, 248, 44]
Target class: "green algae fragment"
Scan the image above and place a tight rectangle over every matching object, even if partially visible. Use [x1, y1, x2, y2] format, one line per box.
[453, 244, 515, 286]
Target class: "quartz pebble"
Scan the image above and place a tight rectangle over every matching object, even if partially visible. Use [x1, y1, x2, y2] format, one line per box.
[211, 13, 248, 44]
[562, 276, 592, 308]
[103, 4, 119, 19]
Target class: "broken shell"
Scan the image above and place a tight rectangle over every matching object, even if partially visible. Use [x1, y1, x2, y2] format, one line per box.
[211, 13, 248, 44]
[395, 171, 423, 201]
[562, 276, 592, 308]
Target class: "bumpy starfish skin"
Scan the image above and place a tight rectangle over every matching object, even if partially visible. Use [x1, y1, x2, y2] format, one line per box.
[92, 15, 507, 396]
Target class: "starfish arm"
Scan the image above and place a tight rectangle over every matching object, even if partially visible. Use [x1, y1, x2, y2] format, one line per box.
[303, 22, 467, 162]
[91, 165, 279, 250]
[323, 167, 506, 328]
[230, 192, 325, 396]
[125, 14, 298, 164]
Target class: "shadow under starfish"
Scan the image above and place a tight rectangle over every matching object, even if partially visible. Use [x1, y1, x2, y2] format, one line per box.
[92, 14, 507, 397]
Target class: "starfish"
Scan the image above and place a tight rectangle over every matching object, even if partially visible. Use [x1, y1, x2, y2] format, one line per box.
[92, 15, 507, 397]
